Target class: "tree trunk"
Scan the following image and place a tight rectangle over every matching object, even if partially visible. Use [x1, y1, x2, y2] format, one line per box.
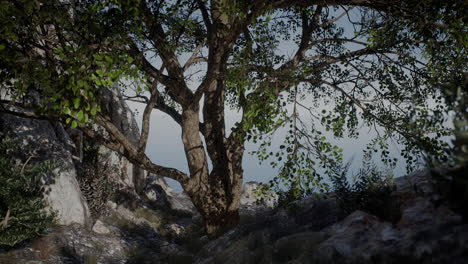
[178, 19, 244, 235]
[187, 168, 243, 236]
[180, 78, 245, 236]
[182, 126, 244, 236]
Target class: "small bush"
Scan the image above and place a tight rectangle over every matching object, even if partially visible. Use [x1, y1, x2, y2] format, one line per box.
[331, 162, 400, 222]
[275, 187, 304, 213]
[0, 140, 56, 247]
[77, 138, 119, 217]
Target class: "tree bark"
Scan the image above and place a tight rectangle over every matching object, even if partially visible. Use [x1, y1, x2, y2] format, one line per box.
[180, 94, 244, 236]
[186, 167, 243, 237]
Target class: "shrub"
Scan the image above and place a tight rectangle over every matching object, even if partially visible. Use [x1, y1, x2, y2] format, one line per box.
[331, 162, 400, 223]
[0, 140, 56, 247]
[77, 138, 119, 218]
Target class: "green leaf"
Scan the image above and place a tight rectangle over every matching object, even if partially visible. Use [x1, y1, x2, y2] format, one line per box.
[71, 120, 78, 128]
[77, 110, 84, 122]
[96, 69, 104, 77]
[73, 98, 80, 109]
[63, 107, 71, 115]
[104, 55, 113, 63]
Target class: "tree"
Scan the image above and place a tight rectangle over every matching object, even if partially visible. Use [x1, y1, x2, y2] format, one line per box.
[1, 0, 465, 236]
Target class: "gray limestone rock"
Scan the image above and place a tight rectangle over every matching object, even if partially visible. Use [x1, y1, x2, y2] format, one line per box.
[240, 181, 278, 208]
[0, 113, 90, 226]
[99, 86, 146, 194]
[92, 220, 111, 234]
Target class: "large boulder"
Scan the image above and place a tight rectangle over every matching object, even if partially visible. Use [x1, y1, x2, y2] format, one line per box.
[0, 113, 91, 226]
[144, 173, 196, 214]
[98, 87, 147, 194]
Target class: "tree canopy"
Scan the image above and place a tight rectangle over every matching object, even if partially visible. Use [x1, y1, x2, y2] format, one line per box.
[1, 0, 466, 235]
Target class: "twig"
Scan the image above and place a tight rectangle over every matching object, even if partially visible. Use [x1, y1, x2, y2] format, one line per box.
[20, 155, 34, 174]
[0, 209, 14, 229]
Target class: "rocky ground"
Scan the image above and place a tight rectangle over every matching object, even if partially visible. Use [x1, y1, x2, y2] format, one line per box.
[1, 170, 467, 264]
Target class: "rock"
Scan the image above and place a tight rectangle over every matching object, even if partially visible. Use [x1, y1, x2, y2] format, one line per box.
[240, 181, 278, 208]
[168, 192, 197, 214]
[395, 169, 435, 194]
[293, 195, 340, 230]
[394, 169, 436, 208]
[145, 183, 170, 207]
[196, 167, 468, 264]
[310, 211, 386, 263]
[145, 174, 197, 214]
[92, 220, 111, 234]
[143, 174, 172, 209]
[99, 86, 147, 194]
[273, 231, 327, 261]
[0, 224, 129, 264]
[167, 223, 186, 237]
[147, 173, 177, 195]
[0, 113, 90, 226]
[398, 197, 436, 226]
[107, 201, 118, 210]
[399, 197, 462, 227]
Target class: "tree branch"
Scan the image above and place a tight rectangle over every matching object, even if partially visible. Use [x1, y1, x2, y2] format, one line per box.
[196, 0, 212, 37]
[138, 86, 158, 155]
[319, 6, 354, 28]
[1, 100, 190, 185]
[0, 209, 14, 230]
[138, 1, 194, 106]
[183, 39, 207, 71]
[128, 43, 172, 86]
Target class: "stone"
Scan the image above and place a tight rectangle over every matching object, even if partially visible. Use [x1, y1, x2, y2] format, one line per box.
[92, 220, 111, 234]
[147, 173, 177, 195]
[99, 87, 146, 194]
[107, 201, 118, 210]
[143, 174, 171, 209]
[168, 192, 197, 214]
[167, 223, 186, 236]
[240, 181, 278, 208]
[395, 169, 434, 193]
[293, 195, 340, 229]
[144, 174, 197, 214]
[0, 113, 90, 226]
[145, 184, 170, 205]
[273, 231, 327, 261]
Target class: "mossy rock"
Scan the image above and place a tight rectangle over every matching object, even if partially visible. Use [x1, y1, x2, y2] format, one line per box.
[135, 208, 166, 229]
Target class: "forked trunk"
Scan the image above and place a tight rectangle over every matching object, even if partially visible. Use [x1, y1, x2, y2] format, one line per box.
[180, 105, 245, 236]
[185, 166, 244, 237]
[180, 39, 244, 235]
